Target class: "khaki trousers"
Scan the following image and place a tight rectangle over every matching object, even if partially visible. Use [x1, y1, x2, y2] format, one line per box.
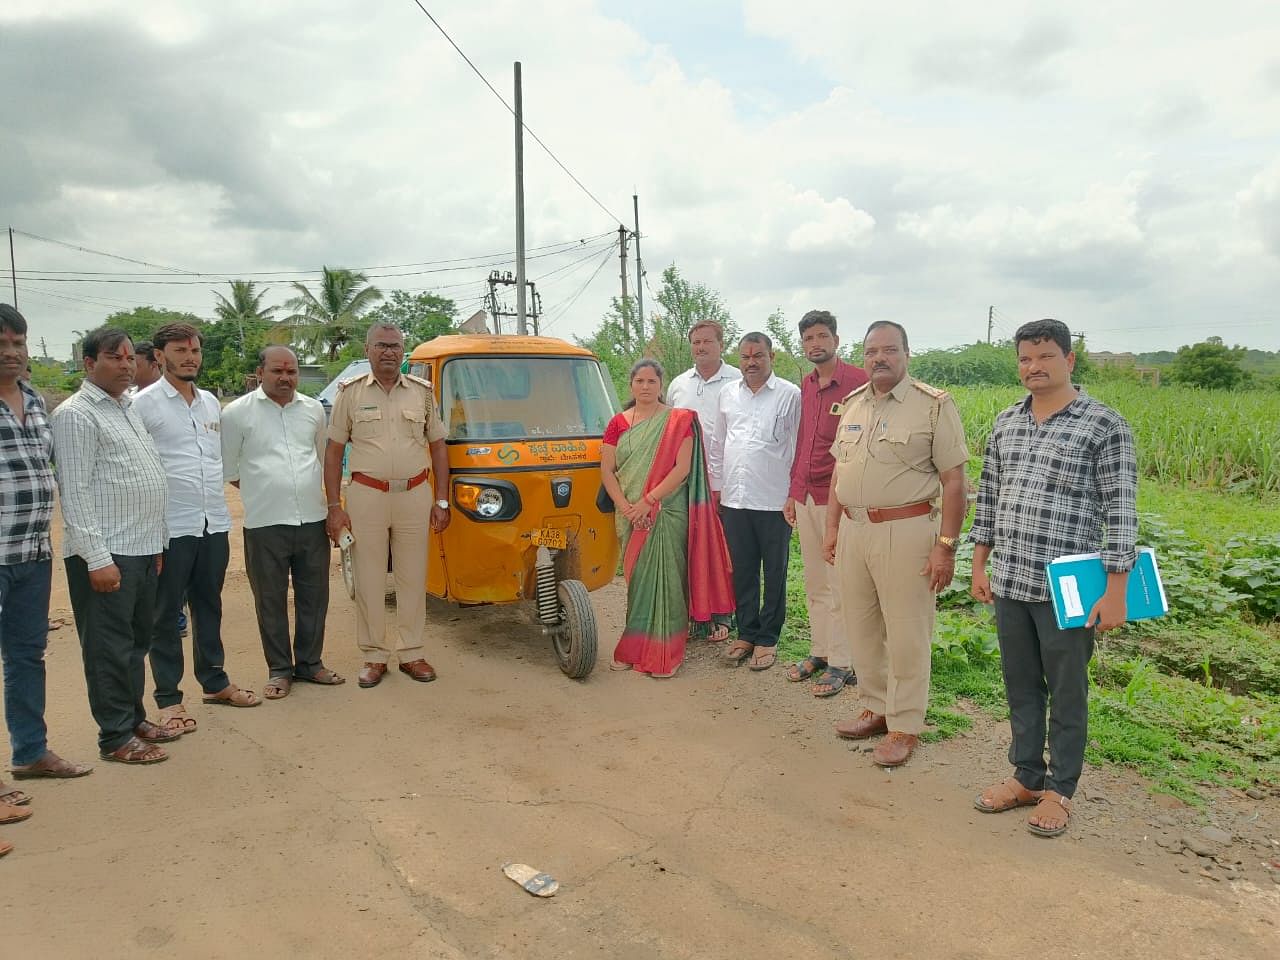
[835, 509, 938, 734]
[793, 496, 850, 667]
[345, 481, 431, 662]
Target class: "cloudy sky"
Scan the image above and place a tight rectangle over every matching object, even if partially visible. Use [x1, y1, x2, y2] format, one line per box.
[3, 0, 1278, 360]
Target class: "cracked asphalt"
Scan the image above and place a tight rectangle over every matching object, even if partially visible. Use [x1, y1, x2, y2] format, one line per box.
[4, 491, 1278, 959]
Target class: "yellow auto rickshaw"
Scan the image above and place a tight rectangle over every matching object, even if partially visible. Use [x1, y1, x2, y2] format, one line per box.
[405, 334, 621, 678]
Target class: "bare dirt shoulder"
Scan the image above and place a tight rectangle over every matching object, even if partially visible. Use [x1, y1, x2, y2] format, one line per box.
[4, 492, 1277, 959]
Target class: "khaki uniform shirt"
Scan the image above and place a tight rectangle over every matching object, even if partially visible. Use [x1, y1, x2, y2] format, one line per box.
[830, 376, 969, 509]
[327, 372, 446, 480]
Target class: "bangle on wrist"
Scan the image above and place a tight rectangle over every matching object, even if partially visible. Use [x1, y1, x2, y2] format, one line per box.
[327, 501, 341, 509]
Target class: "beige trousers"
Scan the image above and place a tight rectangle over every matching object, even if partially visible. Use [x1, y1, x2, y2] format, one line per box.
[835, 509, 938, 734]
[793, 496, 851, 668]
[345, 481, 431, 662]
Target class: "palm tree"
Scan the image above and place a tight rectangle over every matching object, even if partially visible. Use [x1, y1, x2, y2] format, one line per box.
[282, 267, 383, 362]
[212, 280, 276, 356]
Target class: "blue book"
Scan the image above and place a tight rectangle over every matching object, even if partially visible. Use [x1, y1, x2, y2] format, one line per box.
[1045, 547, 1168, 630]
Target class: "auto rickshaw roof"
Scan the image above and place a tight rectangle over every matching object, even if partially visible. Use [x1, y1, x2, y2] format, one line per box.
[407, 334, 597, 363]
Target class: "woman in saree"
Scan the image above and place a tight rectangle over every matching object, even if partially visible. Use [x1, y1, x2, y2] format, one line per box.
[600, 359, 734, 677]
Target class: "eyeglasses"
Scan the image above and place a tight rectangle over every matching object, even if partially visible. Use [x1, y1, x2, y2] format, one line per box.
[370, 342, 404, 353]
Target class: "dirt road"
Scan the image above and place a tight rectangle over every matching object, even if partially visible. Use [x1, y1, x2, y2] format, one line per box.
[4, 491, 1277, 959]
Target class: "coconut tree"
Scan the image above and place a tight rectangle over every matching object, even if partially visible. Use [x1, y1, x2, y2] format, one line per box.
[212, 280, 276, 356]
[282, 267, 383, 362]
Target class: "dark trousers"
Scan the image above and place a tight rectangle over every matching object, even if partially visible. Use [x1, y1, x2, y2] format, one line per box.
[243, 521, 330, 679]
[993, 596, 1095, 798]
[719, 506, 791, 648]
[66, 554, 157, 753]
[1, 559, 52, 765]
[150, 529, 230, 707]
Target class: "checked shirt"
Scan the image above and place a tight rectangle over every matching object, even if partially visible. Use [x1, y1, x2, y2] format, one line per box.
[970, 388, 1138, 603]
[0, 381, 55, 565]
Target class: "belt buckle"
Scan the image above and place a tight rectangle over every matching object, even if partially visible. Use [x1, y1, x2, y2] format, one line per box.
[388, 478, 409, 493]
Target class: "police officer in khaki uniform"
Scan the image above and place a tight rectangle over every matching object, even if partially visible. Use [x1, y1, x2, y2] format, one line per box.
[324, 323, 451, 689]
[822, 321, 969, 767]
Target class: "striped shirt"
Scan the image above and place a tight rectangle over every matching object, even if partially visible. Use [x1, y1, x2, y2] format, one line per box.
[0, 381, 55, 565]
[970, 389, 1138, 602]
[50, 381, 168, 570]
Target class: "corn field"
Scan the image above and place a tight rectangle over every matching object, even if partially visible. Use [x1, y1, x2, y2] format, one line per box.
[949, 383, 1280, 494]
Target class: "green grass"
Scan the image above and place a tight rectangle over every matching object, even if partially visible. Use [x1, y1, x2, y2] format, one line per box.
[773, 486, 1280, 802]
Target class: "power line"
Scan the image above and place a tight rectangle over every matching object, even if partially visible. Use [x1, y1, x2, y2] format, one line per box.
[15, 231, 615, 278]
[542, 242, 617, 331]
[406, 2, 626, 226]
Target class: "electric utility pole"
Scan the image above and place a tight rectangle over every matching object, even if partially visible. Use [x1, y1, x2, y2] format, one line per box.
[987, 305, 994, 344]
[8, 228, 16, 307]
[618, 224, 630, 343]
[514, 62, 528, 335]
[633, 195, 645, 345]
[486, 271, 542, 335]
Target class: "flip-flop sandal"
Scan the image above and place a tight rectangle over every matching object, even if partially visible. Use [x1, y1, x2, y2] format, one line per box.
[263, 676, 292, 700]
[293, 669, 345, 686]
[974, 777, 1043, 814]
[812, 666, 853, 697]
[608, 660, 632, 671]
[787, 656, 827, 682]
[501, 861, 558, 897]
[650, 663, 682, 679]
[202, 685, 262, 708]
[0, 787, 31, 807]
[723, 642, 753, 664]
[0, 838, 12, 857]
[1026, 791, 1072, 837]
[157, 705, 198, 735]
[707, 623, 730, 644]
[748, 651, 777, 672]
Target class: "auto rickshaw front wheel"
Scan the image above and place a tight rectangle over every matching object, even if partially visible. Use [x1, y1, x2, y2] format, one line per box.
[551, 579, 597, 679]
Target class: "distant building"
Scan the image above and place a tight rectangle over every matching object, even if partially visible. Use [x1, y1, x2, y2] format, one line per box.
[1088, 351, 1137, 367]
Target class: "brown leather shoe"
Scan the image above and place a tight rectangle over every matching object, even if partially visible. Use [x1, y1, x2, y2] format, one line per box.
[357, 662, 388, 688]
[835, 709, 888, 740]
[398, 659, 437, 682]
[872, 731, 919, 767]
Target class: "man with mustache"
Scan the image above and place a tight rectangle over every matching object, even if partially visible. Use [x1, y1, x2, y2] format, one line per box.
[824, 321, 969, 767]
[134, 322, 260, 734]
[667, 320, 741, 443]
[708, 332, 801, 671]
[0, 306, 93, 854]
[222, 346, 342, 699]
[784, 310, 867, 696]
[50, 326, 172, 766]
[969, 319, 1136, 838]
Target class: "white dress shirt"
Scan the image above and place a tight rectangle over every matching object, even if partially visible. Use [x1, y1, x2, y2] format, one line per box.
[708, 373, 802, 511]
[50, 382, 168, 569]
[667, 362, 742, 440]
[221, 388, 328, 530]
[132, 378, 233, 538]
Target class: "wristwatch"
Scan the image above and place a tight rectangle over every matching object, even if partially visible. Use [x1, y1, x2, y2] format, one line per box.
[435, 499, 450, 510]
[937, 535, 958, 551]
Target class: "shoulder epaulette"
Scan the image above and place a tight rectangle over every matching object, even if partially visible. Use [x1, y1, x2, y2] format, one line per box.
[404, 373, 434, 390]
[911, 379, 949, 401]
[335, 376, 358, 391]
[840, 382, 871, 404]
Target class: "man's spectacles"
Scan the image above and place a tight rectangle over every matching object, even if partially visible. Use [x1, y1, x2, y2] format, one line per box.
[371, 342, 404, 353]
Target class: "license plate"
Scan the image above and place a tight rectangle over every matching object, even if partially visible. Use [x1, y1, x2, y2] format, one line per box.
[530, 527, 567, 549]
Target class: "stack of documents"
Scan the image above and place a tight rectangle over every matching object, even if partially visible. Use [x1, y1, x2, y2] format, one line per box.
[1045, 546, 1168, 630]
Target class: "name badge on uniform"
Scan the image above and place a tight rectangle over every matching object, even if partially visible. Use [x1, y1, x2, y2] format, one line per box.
[842, 423, 862, 434]
[360, 404, 378, 411]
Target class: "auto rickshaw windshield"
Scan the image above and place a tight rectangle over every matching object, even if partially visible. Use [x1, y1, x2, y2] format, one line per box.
[441, 356, 620, 440]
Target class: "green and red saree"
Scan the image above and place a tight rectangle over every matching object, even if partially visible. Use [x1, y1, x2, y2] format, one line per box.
[610, 406, 734, 674]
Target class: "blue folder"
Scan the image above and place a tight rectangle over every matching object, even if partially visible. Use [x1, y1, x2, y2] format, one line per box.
[1045, 546, 1168, 630]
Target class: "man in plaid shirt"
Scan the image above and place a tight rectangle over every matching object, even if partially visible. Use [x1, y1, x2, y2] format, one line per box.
[969, 318, 1137, 838]
[0, 305, 92, 856]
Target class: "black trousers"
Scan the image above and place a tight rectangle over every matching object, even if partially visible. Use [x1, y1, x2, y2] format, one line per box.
[719, 506, 791, 648]
[150, 529, 230, 708]
[66, 554, 157, 753]
[243, 521, 331, 679]
[993, 596, 1095, 798]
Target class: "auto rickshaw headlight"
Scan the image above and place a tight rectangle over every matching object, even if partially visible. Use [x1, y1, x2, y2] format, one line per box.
[476, 488, 503, 517]
[453, 478, 521, 522]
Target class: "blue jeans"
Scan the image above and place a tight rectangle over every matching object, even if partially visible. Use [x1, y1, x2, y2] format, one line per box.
[0, 559, 52, 766]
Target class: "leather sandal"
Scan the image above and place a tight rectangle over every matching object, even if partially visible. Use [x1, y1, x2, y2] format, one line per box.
[723, 641, 752, 664]
[157, 704, 197, 735]
[293, 668, 345, 686]
[974, 777, 1043, 814]
[0, 802, 32, 825]
[786, 656, 827, 682]
[100, 737, 168, 765]
[134, 720, 182, 744]
[0, 837, 12, 858]
[1027, 791, 1072, 838]
[0, 785, 31, 807]
[263, 676, 292, 700]
[202, 685, 262, 708]
[9, 750, 93, 780]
